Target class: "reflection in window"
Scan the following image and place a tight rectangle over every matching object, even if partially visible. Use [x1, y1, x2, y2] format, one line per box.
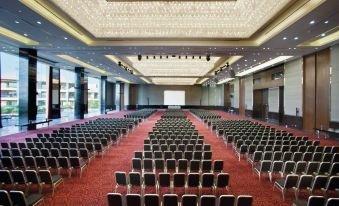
[60, 69, 75, 118]
[88, 77, 100, 113]
[0, 52, 19, 126]
[37, 62, 50, 117]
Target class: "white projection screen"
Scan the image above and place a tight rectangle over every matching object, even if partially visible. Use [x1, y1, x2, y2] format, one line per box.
[164, 90, 185, 105]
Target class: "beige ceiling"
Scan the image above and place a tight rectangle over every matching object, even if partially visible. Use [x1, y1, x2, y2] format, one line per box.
[50, 0, 292, 39]
[125, 55, 220, 85]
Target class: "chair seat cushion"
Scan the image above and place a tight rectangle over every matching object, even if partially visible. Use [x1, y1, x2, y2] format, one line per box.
[27, 193, 44, 206]
[51, 175, 63, 183]
[293, 199, 307, 206]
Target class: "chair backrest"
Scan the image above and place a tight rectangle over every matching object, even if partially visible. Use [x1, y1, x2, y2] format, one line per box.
[200, 195, 216, 206]
[144, 194, 160, 206]
[144, 173, 156, 186]
[0, 170, 13, 184]
[219, 195, 235, 206]
[284, 174, 299, 189]
[39, 170, 53, 184]
[326, 198, 339, 206]
[236, 195, 253, 206]
[0, 190, 12, 206]
[128, 172, 141, 186]
[158, 173, 171, 187]
[187, 173, 200, 187]
[173, 173, 186, 187]
[11, 170, 26, 184]
[126, 194, 141, 206]
[163, 194, 178, 206]
[307, 196, 326, 206]
[107, 193, 123, 206]
[201, 173, 214, 187]
[25, 170, 40, 184]
[9, 191, 27, 206]
[182, 194, 198, 206]
[70, 157, 81, 167]
[312, 175, 328, 190]
[216, 173, 229, 188]
[213, 160, 224, 172]
[297, 175, 313, 189]
[326, 176, 339, 190]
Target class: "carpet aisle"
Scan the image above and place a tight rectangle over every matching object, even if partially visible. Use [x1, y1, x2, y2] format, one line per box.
[43, 112, 162, 206]
[186, 112, 293, 206]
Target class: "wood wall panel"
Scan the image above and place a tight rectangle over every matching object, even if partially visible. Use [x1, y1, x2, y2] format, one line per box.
[303, 54, 316, 131]
[224, 84, 231, 107]
[316, 49, 330, 128]
[239, 78, 245, 115]
[253, 65, 284, 90]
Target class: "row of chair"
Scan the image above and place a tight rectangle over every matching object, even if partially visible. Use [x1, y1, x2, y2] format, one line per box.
[131, 158, 223, 174]
[134, 150, 212, 161]
[1, 156, 87, 177]
[0, 169, 63, 196]
[108, 193, 253, 206]
[124, 109, 157, 119]
[115, 171, 229, 195]
[293, 195, 339, 206]
[274, 174, 338, 201]
[0, 190, 45, 206]
[190, 109, 221, 120]
[247, 151, 338, 167]
[254, 160, 338, 181]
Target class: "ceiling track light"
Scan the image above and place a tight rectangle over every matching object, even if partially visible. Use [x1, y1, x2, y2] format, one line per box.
[206, 54, 210, 61]
[137, 54, 142, 61]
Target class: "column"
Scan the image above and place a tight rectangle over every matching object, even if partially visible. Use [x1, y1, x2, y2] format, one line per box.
[115, 81, 121, 111]
[18, 48, 37, 130]
[48, 66, 61, 119]
[74, 67, 85, 119]
[100, 76, 107, 114]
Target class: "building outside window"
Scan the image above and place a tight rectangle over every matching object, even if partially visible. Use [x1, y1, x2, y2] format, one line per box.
[0, 52, 19, 126]
[88, 77, 100, 114]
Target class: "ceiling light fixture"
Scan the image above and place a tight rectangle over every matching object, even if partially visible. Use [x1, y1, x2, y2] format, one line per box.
[236, 56, 293, 77]
[294, 37, 299, 40]
[15, 21, 19, 24]
[115, 77, 131, 83]
[64, 37, 68, 40]
[283, 37, 287, 40]
[309, 20, 315, 24]
[36, 21, 42, 24]
[324, 20, 329, 24]
[321, 33, 326, 37]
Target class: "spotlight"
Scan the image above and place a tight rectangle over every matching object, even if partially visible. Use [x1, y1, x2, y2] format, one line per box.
[146, 56, 149, 59]
[118, 61, 122, 67]
[226, 62, 229, 67]
[172, 55, 176, 57]
[192, 56, 194, 59]
[153, 56, 156, 59]
[160, 56, 162, 59]
[179, 56, 181, 59]
[206, 54, 210, 61]
[185, 56, 188, 59]
[199, 56, 201, 59]
[166, 56, 168, 59]
[138, 55, 142, 61]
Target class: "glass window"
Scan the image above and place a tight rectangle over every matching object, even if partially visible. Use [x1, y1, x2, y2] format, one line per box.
[272, 71, 284, 80]
[60, 69, 75, 118]
[1, 52, 19, 126]
[88, 77, 100, 114]
[37, 61, 50, 118]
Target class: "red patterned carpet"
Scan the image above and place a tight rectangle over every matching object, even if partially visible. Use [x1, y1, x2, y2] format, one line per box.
[1, 110, 338, 205]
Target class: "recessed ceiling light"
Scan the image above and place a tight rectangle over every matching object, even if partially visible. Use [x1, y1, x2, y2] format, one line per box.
[36, 21, 42, 24]
[245, 64, 247, 67]
[324, 21, 329, 24]
[267, 48, 270, 50]
[253, 59, 256, 62]
[321, 33, 326, 37]
[23, 33, 28, 36]
[294, 37, 299, 40]
[315, 48, 318, 50]
[15, 21, 19, 24]
[64, 37, 68, 40]
[289, 48, 291, 50]
[293, 48, 296, 50]
[283, 37, 287, 40]
[309, 20, 315, 24]
[244, 59, 247, 62]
